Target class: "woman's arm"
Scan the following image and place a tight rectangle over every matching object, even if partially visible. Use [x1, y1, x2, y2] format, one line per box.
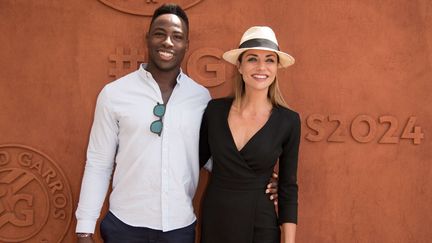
[281, 223, 297, 243]
[199, 104, 211, 168]
[278, 112, 301, 241]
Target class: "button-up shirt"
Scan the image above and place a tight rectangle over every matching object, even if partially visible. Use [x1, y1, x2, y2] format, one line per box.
[75, 64, 211, 232]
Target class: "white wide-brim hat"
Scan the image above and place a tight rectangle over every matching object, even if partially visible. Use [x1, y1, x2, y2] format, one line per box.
[222, 26, 295, 68]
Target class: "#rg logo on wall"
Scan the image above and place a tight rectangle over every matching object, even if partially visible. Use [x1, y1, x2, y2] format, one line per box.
[0, 145, 72, 243]
[98, 0, 203, 16]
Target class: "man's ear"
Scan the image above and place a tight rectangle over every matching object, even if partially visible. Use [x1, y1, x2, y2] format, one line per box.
[185, 39, 190, 51]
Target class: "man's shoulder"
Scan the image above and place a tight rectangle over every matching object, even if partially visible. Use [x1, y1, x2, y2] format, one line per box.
[107, 71, 139, 88]
[100, 71, 140, 96]
[180, 73, 211, 99]
[181, 74, 206, 89]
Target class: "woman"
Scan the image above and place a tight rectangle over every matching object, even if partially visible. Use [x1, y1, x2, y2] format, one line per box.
[199, 26, 301, 243]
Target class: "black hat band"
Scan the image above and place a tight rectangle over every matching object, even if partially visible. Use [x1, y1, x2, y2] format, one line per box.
[239, 38, 280, 51]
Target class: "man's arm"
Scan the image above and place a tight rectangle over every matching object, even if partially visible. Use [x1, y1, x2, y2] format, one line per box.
[77, 233, 94, 243]
[266, 172, 279, 205]
[75, 87, 118, 240]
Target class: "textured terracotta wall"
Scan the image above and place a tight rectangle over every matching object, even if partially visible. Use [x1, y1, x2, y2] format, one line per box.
[0, 0, 431, 242]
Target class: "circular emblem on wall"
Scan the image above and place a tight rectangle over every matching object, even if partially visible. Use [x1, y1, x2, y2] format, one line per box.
[98, 0, 203, 16]
[0, 144, 72, 243]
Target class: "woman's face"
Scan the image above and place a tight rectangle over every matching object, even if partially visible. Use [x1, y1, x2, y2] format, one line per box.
[238, 49, 278, 92]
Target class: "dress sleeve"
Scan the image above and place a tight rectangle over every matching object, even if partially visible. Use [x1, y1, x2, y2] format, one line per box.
[278, 112, 301, 224]
[199, 103, 211, 169]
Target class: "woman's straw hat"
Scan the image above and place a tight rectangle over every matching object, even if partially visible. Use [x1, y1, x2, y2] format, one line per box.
[222, 26, 295, 68]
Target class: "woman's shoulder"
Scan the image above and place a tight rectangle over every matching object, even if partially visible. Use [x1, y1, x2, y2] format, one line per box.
[207, 97, 234, 109]
[276, 106, 301, 123]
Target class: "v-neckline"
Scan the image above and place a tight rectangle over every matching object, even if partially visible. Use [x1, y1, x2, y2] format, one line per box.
[225, 98, 276, 153]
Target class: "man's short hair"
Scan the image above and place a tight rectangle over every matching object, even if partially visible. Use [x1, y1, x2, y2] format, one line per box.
[150, 3, 189, 33]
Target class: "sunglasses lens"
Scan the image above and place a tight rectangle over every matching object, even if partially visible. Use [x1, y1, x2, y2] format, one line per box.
[153, 104, 165, 117]
[150, 120, 163, 134]
[151, 103, 165, 136]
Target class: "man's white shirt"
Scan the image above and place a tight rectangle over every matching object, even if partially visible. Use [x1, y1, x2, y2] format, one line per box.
[75, 64, 211, 233]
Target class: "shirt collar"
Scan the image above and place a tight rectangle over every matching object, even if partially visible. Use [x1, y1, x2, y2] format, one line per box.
[138, 63, 184, 85]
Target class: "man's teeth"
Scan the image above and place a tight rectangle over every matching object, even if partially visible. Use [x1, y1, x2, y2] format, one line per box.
[159, 51, 173, 58]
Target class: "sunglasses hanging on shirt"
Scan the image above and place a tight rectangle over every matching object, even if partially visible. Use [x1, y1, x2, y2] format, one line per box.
[150, 102, 166, 136]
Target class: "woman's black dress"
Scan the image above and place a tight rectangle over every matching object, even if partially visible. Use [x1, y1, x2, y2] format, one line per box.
[199, 98, 301, 243]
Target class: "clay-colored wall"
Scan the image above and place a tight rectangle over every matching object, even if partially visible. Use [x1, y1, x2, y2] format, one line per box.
[0, 0, 431, 242]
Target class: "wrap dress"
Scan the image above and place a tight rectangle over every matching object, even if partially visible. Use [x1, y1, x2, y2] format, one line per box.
[199, 98, 301, 243]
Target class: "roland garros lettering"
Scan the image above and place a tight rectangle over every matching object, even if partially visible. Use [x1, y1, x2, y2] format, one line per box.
[0, 151, 9, 165]
[18, 152, 67, 219]
[0, 145, 72, 242]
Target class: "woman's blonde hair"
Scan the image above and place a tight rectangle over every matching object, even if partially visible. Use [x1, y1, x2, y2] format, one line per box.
[232, 53, 289, 109]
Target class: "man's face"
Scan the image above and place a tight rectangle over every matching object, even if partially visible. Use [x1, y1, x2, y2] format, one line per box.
[146, 14, 189, 72]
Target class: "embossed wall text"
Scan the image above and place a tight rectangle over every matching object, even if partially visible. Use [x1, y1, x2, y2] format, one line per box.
[109, 47, 146, 79]
[304, 114, 424, 144]
[98, 0, 203, 16]
[186, 48, 226, 87]
[108, 47, 228, 88]
[0, 145, 73, 243]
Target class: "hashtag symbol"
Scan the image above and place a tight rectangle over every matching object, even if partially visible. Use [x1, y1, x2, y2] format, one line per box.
[108, 47, 146, 78]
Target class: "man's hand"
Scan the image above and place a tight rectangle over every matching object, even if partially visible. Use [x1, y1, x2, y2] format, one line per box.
[266, 172, 279, 205]
[77, 234, 94, 243]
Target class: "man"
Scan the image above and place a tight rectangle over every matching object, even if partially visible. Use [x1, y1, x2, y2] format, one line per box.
[75, 4, 277, 243]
